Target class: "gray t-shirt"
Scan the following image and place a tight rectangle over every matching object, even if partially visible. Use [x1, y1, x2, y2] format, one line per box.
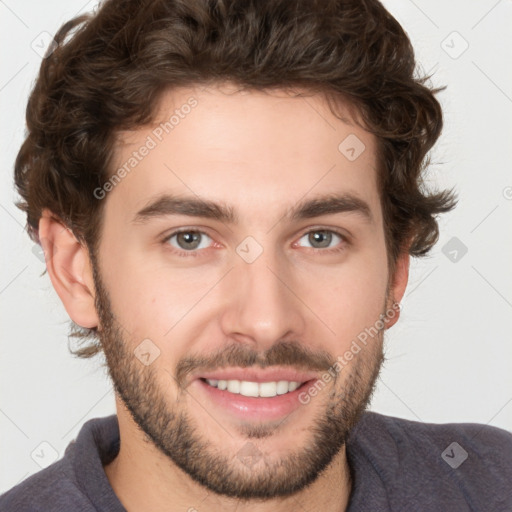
[1, 411, 511, 511]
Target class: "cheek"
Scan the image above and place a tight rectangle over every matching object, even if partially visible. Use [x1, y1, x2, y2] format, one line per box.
[101, 251, 223, 343]
[313, 251, 389, 348]
[99, 217, 388, 353]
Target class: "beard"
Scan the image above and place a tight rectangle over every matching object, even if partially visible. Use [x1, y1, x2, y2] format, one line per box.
[91, 259, 387, 500]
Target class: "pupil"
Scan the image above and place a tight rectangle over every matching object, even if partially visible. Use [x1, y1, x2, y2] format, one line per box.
[178, 232, 200, 249]
[311, 231, 331, 248]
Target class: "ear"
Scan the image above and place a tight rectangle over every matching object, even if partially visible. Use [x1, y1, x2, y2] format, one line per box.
[38, 209, 99, 329]
[385, 250, 410, 329]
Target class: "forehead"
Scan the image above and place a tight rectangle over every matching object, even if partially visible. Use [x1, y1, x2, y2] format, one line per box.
[108, 83, 381, 227]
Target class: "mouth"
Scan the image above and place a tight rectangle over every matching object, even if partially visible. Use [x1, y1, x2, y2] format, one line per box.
[201, 378, 307, 398]
[190, 368, 319, 422]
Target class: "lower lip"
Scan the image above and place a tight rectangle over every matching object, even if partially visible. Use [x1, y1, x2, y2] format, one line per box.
[192, 378, 316, 422]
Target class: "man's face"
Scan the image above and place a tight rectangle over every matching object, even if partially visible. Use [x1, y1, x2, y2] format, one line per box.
[92, 83, 400, 498]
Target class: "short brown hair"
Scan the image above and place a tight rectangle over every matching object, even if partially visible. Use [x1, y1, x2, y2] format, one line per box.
[14, 0, 457, 357]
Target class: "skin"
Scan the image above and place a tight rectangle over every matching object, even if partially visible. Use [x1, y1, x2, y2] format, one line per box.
[39, 82, 409, 512]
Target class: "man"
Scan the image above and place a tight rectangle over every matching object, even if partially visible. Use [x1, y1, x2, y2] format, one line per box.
[1, 0, 511, 510]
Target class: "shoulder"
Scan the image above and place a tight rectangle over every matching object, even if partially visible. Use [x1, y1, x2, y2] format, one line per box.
[0, 449, 94, 511]
[0, 415, 120, 512]
[348, 411, 512, 509]
[357, 410, 512, 450]
[354, 410, 512, 473]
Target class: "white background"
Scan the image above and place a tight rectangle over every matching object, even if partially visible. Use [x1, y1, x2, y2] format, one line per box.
[1, 0, 511, 493]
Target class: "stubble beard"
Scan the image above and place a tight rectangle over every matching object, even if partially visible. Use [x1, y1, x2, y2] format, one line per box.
[92, 263, 386, 500]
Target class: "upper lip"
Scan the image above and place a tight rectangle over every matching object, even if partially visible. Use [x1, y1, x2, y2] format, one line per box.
[192, 367, 320, 384]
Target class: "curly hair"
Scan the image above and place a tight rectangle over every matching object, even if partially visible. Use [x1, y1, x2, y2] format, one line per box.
[14, 0, 457, 358]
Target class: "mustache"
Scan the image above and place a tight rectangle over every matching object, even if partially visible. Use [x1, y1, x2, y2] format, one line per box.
[175, 341, 335, 387]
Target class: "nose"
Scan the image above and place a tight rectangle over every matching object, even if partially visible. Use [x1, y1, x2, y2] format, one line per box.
[219, 245, 307, 351]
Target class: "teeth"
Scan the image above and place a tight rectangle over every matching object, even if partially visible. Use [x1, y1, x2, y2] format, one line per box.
[227, 380, 240, 393]
[205, 379, 302, 397]
[276, 380, 290, 395]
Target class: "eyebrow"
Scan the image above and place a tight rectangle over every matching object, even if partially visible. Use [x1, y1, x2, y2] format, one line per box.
[132, 192, 373, 225]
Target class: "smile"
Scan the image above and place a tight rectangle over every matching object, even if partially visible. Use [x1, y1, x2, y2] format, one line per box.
[203, 378, 304, 398]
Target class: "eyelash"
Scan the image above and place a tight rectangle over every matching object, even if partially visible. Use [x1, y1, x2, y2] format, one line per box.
[161, 227, 350, 258]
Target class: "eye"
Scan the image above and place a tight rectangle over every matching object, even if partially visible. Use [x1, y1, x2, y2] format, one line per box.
[164, 230, 213, 253]
[296, 229, 347, 252]
[162, 227, 348, 258]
